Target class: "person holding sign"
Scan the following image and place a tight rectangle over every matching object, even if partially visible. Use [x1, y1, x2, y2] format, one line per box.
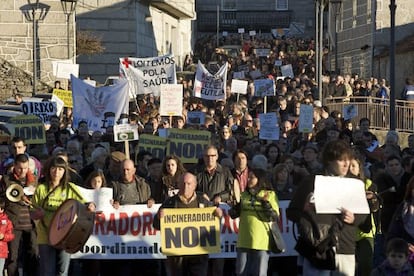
[153, 172, 223, 276]
[287, 140, 368, 276]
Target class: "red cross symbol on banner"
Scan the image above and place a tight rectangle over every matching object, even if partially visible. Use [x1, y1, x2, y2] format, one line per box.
[122, 57, 132, 68]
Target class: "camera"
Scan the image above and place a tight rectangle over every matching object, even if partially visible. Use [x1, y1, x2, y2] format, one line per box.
[117, 131, 134, 141]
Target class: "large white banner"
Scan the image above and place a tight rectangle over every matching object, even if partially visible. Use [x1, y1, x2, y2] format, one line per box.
[119, 55, 177, 97]
[193, 61, 227, 101]
[71, 75, 129, 132]
[71, 201, 298, 259]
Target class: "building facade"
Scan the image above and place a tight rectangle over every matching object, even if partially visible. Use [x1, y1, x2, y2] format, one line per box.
[0, 0, 195, 89]
[330, 0, 414, 93]
[196, 0, 316, 38]
[77, 0, 195, 83]
[0, 0, 74, 90]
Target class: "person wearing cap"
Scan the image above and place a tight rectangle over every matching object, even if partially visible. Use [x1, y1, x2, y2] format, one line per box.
[104, 151, 126, 185]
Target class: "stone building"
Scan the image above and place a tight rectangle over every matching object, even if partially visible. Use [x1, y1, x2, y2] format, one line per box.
[0, 0, 195, 97]
[196, 0, 316, 38]
[0, 0, 71, 97]
[77, 0, 195, 83]
[328, 0, 414, 93]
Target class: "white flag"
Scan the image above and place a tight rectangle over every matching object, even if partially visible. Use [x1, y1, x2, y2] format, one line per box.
[71, 75, 129, 132]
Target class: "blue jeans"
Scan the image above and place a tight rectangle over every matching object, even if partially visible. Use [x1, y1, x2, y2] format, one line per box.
[303, 254, 355, 276]
[236, 248, 269, 276]
[39, 244, 71, 276]
[0, 258, 5, 273]
[303, 257, 331, 276]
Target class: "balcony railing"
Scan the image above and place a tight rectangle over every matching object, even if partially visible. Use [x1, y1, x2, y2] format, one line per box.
[197, 10, 292, 32]
[325, 97, 414, 133]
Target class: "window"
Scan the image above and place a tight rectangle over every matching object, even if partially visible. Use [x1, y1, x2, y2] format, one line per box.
[222, 0, 236, 10]
[276, 0, 288, 10]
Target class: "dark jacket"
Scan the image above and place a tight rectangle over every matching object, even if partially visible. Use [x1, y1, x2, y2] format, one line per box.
[387, 201, 414, 245]
[112, 176, 151, 205]
[194, 164, 234, 203]
[0, 174, 36, 231]
[287, 175, 367, 254]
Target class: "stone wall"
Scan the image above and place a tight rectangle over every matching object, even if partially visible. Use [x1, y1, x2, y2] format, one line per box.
[0, 57, 49, 102]
[0, 0, 73, 89]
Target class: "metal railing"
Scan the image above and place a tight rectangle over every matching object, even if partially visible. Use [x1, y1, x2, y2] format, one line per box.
[325, 96, 414, 133]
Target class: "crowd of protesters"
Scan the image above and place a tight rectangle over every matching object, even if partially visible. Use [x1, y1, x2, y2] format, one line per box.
[0, 32, 413, 276]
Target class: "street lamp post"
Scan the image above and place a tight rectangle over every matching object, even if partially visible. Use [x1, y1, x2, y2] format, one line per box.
[60, 0, 78, 60]
[27, 0, 40, 97]
[330, 0, 342, 74]
[316, 0, 327, 103]
[389, 0, 396, 130]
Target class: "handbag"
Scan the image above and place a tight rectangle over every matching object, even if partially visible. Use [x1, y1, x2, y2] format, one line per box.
[293, 213, 340, 270]
[268, 220, 286, 254]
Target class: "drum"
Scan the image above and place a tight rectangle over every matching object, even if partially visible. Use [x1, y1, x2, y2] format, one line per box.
[49, 199, 95, 254]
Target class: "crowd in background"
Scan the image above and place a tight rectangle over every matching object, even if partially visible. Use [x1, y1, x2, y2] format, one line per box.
[0, 33, 413, 275]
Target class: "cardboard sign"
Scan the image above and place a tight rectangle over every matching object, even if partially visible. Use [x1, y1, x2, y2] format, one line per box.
[52, 89, 73, 108]
[161, 207, 221, 256]
[21, 101, 57, 124]
[113, 124, 139, 142]
[160, 84, 183, 116]
[9, 115, 45, 144]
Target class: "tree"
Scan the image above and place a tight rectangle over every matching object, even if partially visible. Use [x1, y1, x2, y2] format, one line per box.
[76, 30, 105, 56]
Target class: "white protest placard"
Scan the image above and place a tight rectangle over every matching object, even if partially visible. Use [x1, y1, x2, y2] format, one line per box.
[259, 113, 279, 140]
[233, 71, 245, 79]
[50, 95, 64, 116]
[223, 31, 228, 36]
[159, 84, 183, 116]
[254, 79, 275, 97]
[52, 59, 72, 77]
[21, 101, 57, 124]
[281, 64, 294, 78]
[343, 105, 358, 121]
[187, 111, 205, 125]
[298, 104, 313, 133]
[56, 62, 79, 79]
[77, 186, 114, 212]
[231, 79, 248, 95]
[84, 79, 96, 87]
[238, 28, 245, 34]
[249, 30, 256, 36]
[255, 48, 271, 57]
[314, 175, 370, 214]
[113, 124, 139, 142]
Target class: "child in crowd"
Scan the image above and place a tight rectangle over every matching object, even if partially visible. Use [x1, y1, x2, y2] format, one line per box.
[0, 198, 14, 272]
[371, 238, 414, 276]
[85, 170, 107, 190]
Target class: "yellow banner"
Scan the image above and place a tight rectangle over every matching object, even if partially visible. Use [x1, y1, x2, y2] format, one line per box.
[167, 129, 211, 163]
[9, 115, 45, 144]
[161, 207, 220, 256]
[53, 88, 73, 107]
[135, 134, 167, 161]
